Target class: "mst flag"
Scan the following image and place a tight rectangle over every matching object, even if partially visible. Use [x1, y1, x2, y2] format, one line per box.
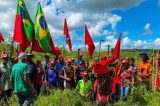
[64, 18, 72, 51]
[0, 32, 4, 43]
[34, 2, 61, 56]
[13, 0, 34, 52]
[85, 24, 95, 59]
[112, 34, 121, 59]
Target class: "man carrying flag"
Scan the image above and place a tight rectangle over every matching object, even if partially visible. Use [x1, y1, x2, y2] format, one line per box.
[34, 2, 61, 56]
[13, 0, 34, 52]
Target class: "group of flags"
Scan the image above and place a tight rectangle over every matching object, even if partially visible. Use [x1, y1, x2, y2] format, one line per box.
[0, 0, 121, 61]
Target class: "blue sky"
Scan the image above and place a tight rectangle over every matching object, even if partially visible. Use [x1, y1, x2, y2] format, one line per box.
[0, 0, 160, 50]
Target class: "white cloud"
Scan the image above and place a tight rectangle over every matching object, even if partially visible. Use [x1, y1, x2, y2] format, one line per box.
[0, 0, 149, 50]
[142, 23, 152, 35]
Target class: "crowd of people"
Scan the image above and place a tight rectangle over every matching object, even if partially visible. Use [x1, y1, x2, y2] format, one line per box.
[0, 51, 160, 106]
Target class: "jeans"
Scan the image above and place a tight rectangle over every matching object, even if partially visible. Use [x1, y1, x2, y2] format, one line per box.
[16, 93, 36, 106]
[121, 86, 130, 96]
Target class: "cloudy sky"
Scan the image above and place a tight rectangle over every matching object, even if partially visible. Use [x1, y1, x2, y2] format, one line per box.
[0, 0, 160, 51]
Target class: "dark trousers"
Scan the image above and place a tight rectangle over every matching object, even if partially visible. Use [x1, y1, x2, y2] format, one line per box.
[36, 85, 41, 96]
[16, 93, 36, 106]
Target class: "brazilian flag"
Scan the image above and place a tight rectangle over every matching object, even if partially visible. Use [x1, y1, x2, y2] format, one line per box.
[34, 2, 61, 55]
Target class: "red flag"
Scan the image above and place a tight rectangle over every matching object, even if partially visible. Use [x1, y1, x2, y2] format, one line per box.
[0, 32, 4, 43]
[85, 24, 95, 59]
[112, 34, 121, 59]
[64, 19, 72, 51]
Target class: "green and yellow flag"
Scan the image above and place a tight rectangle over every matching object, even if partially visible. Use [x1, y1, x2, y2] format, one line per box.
[13, 0, 34, 52]
[34, 2, 61, 56]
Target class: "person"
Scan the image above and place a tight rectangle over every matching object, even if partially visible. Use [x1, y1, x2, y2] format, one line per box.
[137, 52, 151, 90]
[46, 61, 59, 89]
[153, 56, 160, 90]
[55, 55, 66, 89]
[0, 52, 12, 103]
[26, 53, 38, 88]
[93, 73, 113, 105]
[59, 58, 75, 90]
[129, 58, 138, 86]
[74, 53, 86, 68]
[76, 71, 92, 99]
[42, 55, 50, 70]
[35, 60, 44, 96]
[10, 53, 36, 106]
[118, 58, 134, 101]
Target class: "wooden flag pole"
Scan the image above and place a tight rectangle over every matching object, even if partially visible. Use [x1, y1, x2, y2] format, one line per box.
[152, 49, 155, 91]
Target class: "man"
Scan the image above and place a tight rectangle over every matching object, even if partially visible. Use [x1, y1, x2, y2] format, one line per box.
[10, 53, 36, 106]
[74, 53, 86, 82]
[59, 58, 75, 89]
[55, 55, 66, 89]
[42, 55, 50, 70]
[0, 52, 12, 102]
[26, 53, 38, 90]
[76, 71, 92, 99]
[74, 53, 86, 68]
[137, 52, 151, 90]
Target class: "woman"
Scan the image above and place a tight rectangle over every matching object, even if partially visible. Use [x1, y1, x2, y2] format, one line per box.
[118, 58, 134, 101]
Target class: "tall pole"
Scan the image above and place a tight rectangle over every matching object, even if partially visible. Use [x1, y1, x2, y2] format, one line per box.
[98, 40, 104, 58]
[107, 45, 110, 55]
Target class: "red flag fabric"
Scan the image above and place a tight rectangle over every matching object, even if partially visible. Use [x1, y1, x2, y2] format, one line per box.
[91, 57, 116, 74]
[32, 36, 44, 53]
[0, 32, 4, 43]
[49, 39, 61, 56]
[85, 24, 95, 59]
[64, 19, 72, 51]
[112, 34, 121, 59]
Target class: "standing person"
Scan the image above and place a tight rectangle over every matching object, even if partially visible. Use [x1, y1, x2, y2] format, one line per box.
[26, 53, 38, 88]
[137, 52, 151, 90]
[154, 56, 160, 90]
[42, 55, 50, 70]
[35, 60, 44, 96]
[46, 61, 59, 89]
[93, 73, 113, 106]
[59, 59, 75, 90]
[129, 58, 137, 86]
[55, 55, 66, 89]
[118, 59, 134, 101]
[74, 53, 86, 68]
[10, 53, 36, 106]
[75, 53, 86, 82]
[76, 71, 92, 99]
[0, 52, 12, 103]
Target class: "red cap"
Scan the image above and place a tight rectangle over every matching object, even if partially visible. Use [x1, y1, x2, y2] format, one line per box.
[48, 61, 54, 66]
[122, 59, 129, 64]
[1, 52, 8, 58]
[80, 71, 88, 77]
[66, 58, 72, 63]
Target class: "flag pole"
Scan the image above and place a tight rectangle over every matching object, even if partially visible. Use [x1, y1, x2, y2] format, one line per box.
[152, 49, 155, 91]
[98, 40, 104, 59]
